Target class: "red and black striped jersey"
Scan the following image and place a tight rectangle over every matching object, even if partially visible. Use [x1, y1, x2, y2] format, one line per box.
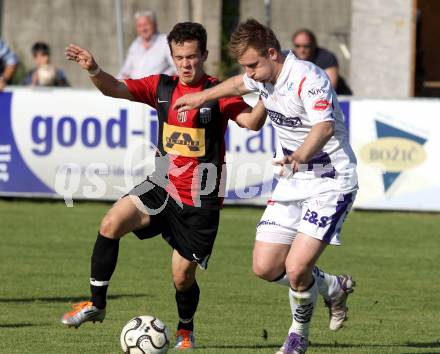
[125, 74, 249, 208]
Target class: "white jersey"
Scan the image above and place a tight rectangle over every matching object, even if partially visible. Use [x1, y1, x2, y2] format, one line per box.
[243, 52, 357, 199]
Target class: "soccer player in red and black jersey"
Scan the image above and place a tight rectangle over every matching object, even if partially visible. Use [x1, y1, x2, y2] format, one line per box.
[61, 22, 267, 349]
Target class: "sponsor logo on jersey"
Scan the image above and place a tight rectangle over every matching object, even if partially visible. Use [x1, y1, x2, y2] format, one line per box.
[308, 87, 329, 97]
[360, 120, 427, 192]
[267, 109, 302, 127]
[199, 107, 211, 123]
[313, 99, 331, 111]
[163, 123, 205, 157]
[287, 82, 294, 91]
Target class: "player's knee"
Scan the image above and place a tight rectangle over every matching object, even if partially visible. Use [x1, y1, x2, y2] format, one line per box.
[286, 265, 309, 288]
[173, 277, 193, 292]
[252, 261, 277, 281]
[99, 214, 123, 239]
[173, 272, 194, 292]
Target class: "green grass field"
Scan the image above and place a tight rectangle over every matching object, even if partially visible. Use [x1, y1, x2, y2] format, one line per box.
[1, 199, 440, 354]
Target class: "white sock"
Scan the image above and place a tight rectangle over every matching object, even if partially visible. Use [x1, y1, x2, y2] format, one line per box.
[274, 272, 290, 286]
[288, 279, 318, 338]
[274, 268, 340, 301]
[313, 266, 340, 300]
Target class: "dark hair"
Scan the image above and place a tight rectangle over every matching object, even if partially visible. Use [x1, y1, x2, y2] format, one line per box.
[32, 42, 51, 56]
[292, 29, 317, 48]
[229, 18, 281, 58]
[167, 22, 207, 54]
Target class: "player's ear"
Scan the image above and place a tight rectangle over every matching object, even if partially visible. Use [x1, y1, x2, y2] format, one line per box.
[202, 50, 208, 62]
[268, 48, 278, 61]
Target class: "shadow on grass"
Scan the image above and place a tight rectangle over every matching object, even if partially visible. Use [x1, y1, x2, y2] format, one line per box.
[310, 341, 440, 351]
[311, 342, 399, 349]
[0, 323, 37, 328]
[0, 293, 150, 303]
[405, 341, 440, 348]
[197, 344, 281, 349]
[189, 340, 440, 351]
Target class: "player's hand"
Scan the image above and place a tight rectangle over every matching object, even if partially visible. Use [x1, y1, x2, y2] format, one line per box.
[273, 154, 302, 177]
[65, 44, 98, 72]
[173, 92, 206, 112]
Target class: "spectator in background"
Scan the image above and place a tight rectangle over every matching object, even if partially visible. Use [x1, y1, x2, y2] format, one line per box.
[22, 42, 69, 86]
[118, 10, 176, 79]
[291, 29, 352, 95]
[0, 38, 18, 91]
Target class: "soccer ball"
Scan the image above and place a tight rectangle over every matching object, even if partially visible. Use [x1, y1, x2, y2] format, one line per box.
[120, 315, 170, 354]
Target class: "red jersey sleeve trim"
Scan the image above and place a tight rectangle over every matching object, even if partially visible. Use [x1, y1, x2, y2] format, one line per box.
[219, 96, 249, 121]
[298, 76, 307, 98]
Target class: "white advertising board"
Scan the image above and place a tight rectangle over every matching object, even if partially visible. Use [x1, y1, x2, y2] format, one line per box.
[0, 88, 276, 205]
[350, 99, 440, 211]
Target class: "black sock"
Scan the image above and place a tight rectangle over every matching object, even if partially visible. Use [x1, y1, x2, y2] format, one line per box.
[175, 281, 200, 331]
[90, 233, 120, 309]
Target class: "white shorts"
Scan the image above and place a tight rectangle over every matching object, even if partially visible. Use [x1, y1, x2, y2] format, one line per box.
[256, 190, 356, 246]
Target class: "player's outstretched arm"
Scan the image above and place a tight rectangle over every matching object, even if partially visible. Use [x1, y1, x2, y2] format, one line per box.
[65, 44, 134, 100]
[275, 121, 335, 173]
[173, 74, 250, 112]
[235, 100, 267, 131]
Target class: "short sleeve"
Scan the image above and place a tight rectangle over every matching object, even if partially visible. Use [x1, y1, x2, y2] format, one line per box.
[242, 73, 260, 93]
[299, 71, 336, 125]
[219, 96, 249, 121]
[124, 75, 160, 107]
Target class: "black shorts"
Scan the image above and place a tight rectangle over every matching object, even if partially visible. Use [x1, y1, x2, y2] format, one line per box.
[128, 179, 220, 269]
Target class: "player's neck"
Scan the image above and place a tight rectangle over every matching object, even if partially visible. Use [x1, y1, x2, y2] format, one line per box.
[270, 57, 286, 85]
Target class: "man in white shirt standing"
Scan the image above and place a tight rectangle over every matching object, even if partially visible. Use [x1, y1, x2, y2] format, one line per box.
[118, 11, 176, 79]
[173, 19, 358, 354]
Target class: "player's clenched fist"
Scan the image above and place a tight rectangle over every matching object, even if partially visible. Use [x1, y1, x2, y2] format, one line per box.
[65, 44, 98, 72]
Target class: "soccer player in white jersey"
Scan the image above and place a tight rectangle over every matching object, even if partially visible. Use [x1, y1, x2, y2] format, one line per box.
[173, 19, 358, 354]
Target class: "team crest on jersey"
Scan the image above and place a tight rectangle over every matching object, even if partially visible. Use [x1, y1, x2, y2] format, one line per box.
[178, 111, 188, 123]
[199, 107, 211, 123]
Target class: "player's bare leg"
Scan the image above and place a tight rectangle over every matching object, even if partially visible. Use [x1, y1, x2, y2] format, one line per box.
[61, 195, 151, 328]
[252, 240, 290, 282]
[253, 237, 354, 341]
[172, 250, 198, 350]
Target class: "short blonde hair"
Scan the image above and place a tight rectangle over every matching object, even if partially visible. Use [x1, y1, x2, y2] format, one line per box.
[229, 18, 281, 58]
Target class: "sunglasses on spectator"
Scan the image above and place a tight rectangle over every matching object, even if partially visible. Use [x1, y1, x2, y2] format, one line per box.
[294, 44, 312, 49]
